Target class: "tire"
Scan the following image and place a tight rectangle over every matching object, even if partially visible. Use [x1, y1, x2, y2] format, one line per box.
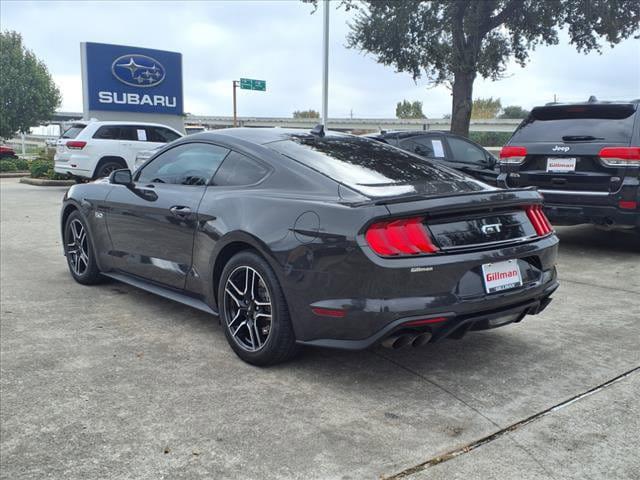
[64, 211, 103, 285]
[94, 160, 125, 179]
[218, 251, 300, 366]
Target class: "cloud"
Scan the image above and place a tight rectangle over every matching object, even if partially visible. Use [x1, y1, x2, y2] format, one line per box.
[2, 1, 638, 118]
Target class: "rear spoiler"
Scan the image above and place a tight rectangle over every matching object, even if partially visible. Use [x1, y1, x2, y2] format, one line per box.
[377, 188, 544, 218]
[373, 187, 539, 206]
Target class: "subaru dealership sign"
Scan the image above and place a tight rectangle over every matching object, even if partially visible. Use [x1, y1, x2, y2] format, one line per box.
[81, 42, 183, 120]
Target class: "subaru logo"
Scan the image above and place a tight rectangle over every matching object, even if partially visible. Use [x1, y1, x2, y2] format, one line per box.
[481, 223, 502, 234]
[111, 54, 166, 88]
[552, 145, 570, 152]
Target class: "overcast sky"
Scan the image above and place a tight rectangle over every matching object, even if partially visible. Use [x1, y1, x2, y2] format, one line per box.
[2, 0, 639, 118]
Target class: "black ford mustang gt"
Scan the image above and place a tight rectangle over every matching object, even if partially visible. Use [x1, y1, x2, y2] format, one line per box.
[61, 127, 559, 365]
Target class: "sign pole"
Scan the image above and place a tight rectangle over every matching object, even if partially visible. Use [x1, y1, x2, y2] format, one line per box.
[321, 0, 329, 128]
[232, 80, 238, 127]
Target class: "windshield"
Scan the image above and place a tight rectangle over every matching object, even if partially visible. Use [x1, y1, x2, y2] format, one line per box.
[510, 104, 636, 144]
[61, 124, 87, 139]
[267, 135, 488, 198]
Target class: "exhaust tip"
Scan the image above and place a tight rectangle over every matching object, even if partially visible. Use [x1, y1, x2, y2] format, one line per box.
[382, 334, 415, 349]
[412, 332, 432, 347]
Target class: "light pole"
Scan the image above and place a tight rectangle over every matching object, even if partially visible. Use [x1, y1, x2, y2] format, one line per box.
[232, 80, 239, 127]
[321, 0, 329, 128]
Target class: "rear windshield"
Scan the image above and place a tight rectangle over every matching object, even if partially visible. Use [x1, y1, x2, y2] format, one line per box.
[510, 104, 636, 143]
[267, 135, 487, 197]
[61, 124, 86, 139]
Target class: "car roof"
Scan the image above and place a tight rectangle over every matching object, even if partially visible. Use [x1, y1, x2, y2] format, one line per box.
[370, 130, 450, 139]
[188, 127, 350, 145]
[77, 120, 181, 130]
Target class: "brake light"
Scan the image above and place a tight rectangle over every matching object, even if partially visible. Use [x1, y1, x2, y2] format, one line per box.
[311, 307, 346, 318]
[499, 146, 527, 164]
[365, 217, 438, 257]
[618, 200, 637, 210]
[599, 147, 640, 166]
[525, 205, 553, 236]
[66, 141, 86, 150]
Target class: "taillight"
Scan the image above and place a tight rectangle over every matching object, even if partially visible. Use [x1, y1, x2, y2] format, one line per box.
[599, 147, 640, 166]
[66, 141, 86, 150]
[525, 205, 553, 236]
[499, 146, 527, 164]
[365, 217, 438, 257]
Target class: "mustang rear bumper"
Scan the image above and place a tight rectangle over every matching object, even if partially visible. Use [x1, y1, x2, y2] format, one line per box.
[299, 280, 558, 350]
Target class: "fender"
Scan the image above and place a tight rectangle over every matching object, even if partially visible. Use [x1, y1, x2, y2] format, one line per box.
[60, 198, 108, 272]
[198, 229, 293, 311]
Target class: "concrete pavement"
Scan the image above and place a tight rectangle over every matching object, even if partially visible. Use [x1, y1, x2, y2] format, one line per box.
[1, 178, 638, 479]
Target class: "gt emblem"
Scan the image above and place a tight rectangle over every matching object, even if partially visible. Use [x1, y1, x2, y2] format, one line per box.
[481, 223, 502, 234]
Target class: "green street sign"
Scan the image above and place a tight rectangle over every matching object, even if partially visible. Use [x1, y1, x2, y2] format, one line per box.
[240, 78, 266, 91]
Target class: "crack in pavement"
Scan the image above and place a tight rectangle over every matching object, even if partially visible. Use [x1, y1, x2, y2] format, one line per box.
[382, 366, 640, 479]
[558, 277, 640, 295]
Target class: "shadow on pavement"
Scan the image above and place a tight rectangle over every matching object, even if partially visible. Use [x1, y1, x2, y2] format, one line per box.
[554, 225, 640, 254]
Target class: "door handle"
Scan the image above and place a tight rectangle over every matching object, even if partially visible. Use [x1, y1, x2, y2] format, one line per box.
[170, 205, 192, 217]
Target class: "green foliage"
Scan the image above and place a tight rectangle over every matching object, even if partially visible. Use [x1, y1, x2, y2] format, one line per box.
[396, 100, 426, 119]
[15, 158, 29, 170]
[500, 105, 530, 119]
[29, 157, 65, 179]
[469, 131, 512, 147]
[0, 31, 61, 139]
[324, 0, 640, 136]
[293, 109, 320, 119]
[472, 98, 502, 119]
[0, 159, 17, 172]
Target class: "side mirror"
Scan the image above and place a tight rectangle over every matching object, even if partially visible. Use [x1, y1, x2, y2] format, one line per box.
[109, 168, 133, 186]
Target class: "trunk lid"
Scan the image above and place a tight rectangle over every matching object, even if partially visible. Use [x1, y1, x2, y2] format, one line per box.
[379, 189, 545, 252]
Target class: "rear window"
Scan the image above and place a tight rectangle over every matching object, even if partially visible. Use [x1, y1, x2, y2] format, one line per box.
[510, 104, 636, 143]
[268, 135, 486, 197]
[61, 124, 86, 139]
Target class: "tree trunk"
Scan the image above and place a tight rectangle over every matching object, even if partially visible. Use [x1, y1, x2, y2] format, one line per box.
[450, 70, 476, 137]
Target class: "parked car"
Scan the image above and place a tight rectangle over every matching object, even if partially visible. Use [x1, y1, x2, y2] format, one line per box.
[0, 145, 18, 159]
[366, 130, 499, 185]
[498, 98, 640, 230]
[61, 128, 558, 365]
[54, 120, 183, 179]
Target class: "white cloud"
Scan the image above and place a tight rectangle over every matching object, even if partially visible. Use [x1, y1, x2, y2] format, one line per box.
[2, 1, 638, 119]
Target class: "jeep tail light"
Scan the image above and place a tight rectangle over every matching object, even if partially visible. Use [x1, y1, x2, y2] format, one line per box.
[499, 146, 527, 164]
[365, 217, 438, 257]
[525, 205, 553, 236]
[66, 141, 86, 150]
[599, 147, 640, 166]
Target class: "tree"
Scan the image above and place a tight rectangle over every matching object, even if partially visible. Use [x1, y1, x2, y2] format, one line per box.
[472, 97, 502, 119]
[0, 31, 61, 139]
[329, 1, 640, 137]
[396, 99, 426, 119]
[500, 105, 530, 119]
[293, 109, 320, 119]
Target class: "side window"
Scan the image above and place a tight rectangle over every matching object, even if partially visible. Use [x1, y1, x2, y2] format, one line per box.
[399, 136, 445, 158]
[93, 126, 120, 140]
[117, 126, 138, 141]
[137, 143, 229, 186]
[447, 137, 487, 165]
[213, 152, 269, 187]
[146, 127, 181, 143]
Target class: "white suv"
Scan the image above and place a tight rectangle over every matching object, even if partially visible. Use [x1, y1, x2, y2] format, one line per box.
[54, 121, 183, 179]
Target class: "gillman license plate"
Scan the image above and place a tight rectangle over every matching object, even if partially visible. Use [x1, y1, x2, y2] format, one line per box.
[546, 157, 576, 172]
[482, 260, 522, 294]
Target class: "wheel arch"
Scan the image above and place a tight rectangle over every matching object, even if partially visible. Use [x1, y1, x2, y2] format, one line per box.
[209, 232, 287, 311]
[93, 156, 127, 179]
